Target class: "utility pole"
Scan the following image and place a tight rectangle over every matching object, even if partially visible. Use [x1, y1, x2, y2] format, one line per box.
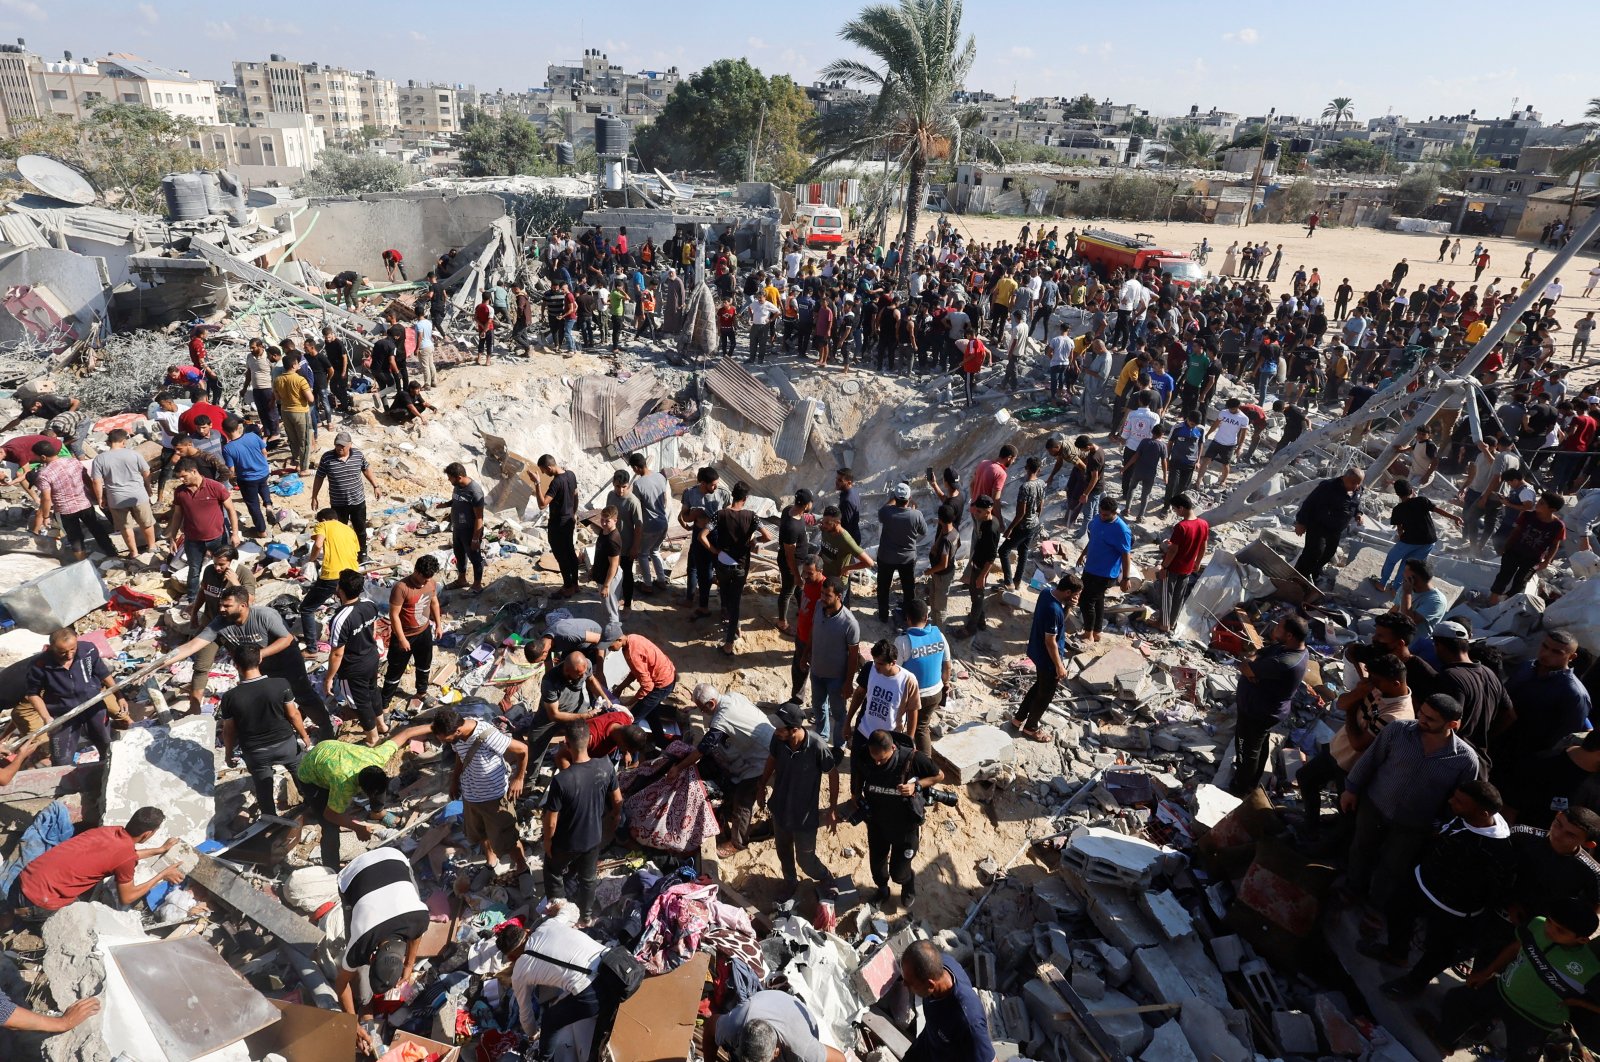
[748, 101, 766, 184]
[1242, 107, 1274, 227]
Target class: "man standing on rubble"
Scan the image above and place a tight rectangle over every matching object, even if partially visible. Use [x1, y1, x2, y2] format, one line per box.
[310, 432, 379, 563]
[876, 482, 927, 624]
[21, 628, 129, 768]
[1228, 614, 1311, 797]
[220, 418, 272, 539]
[542, 721, 622, 919]
[171, 586, 333, 736]
[431, 708, 530, 879]
[32, 441, 119, 561]
[1293, 467, 1365, 584]
[759, 703, 839, 900]
[168, 459, 241, 602]
[896, 599, 952, 755]
[1012, 575, 1084, 743]
[221, 644, 311, 817]
[325, 570, 386, 744]
[90, 428, 156, 560]
[383, 555, 442, 712]
[537, 455, 582, 599]
[300, 508, 361, 647]
[1155, 495, 1209, 632]
[273, 350, 316, 472]
[854, 728, 944, 911]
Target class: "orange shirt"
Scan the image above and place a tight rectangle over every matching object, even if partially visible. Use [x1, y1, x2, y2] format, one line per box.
[621, 634, 675, 695]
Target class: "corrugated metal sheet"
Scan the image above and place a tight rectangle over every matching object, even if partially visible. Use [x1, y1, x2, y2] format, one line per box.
[569, 369, 662, 451]
[703, 357, 790, 436]
[774, 398, 818, 466]
[0, 214, 48, 250]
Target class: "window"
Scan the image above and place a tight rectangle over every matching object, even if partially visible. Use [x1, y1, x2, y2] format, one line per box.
[50, 89, 68, 100]
[123, 92, 139, 103]
[1506, 179, 1523, 192]
[184, 94, 193, 104]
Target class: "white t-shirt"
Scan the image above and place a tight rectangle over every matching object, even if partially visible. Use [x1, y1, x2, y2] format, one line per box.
[1047, 335, 1073, 367]
[749, 297, 776, 326]
[1120, 408, 1160, 450]
[1118, 279, 1150, 312]
[1212, 409, 1251, 447]
[414, 318, 434, 351]
[784, 250, 802, 279]
[856, 666, 918, 739]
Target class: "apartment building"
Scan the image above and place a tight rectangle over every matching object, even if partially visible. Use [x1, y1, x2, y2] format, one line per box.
[233, 55, 399, 142]
[190, 112, 327, 185]
[397, 81, 472, 138]
[0, 42, 218, 135]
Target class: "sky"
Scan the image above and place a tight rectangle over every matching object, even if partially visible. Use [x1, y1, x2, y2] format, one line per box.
[4, 0, 1598, 126]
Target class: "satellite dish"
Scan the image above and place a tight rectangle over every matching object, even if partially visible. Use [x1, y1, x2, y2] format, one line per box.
[16, 155, 98, 205]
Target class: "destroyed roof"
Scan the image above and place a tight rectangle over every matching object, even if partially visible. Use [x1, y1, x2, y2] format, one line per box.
[5, 198, 152, 245]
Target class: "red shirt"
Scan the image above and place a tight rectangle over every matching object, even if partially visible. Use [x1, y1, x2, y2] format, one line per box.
[179, 401, 228, 435]
[173, 477, 230, 541]
[961, 337, 988, 374]
[971, 458, 1007, 506]
[588, 710, 635, 758]
[188, 335, 207, 365]
[19, 826, 137, 910]
[796, 579, 824, 643]
[475, 303, 495, 331]
[717, 306, 737, 332]
[2, 433, 57, 466]
[620, 634, 675, 694]
[1166, 517, 1211, 576]
[384, 248, 403, 262]
[1567, 414, 1597, 453]
[1239, 403, 1267, 427]
[563, 292, 578, 321]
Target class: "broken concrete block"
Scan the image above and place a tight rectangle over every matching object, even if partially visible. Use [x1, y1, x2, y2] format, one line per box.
[1031, 875, 1085, 922]
[1096, 722, 1152, 751]
[1141, 1019, 1200, 1062]
[1071, 967, 1105, 1001]
[1272, 1010, 1319, 1055]
[104, 715, 216, 876]
[1208, 934, 1245, 973]
[1139, 890, 1195, 941]
[932, 722, 1015, 783]
[1082, 880, 1161, 951]
[1161, 937, 1231, 1010]
[1021, 977, 1076, 1043]
[1132, 945, 1196, 1006]
[1078, 646, 1148, 691]
[1061, 826, 1177, 887]
[1178, 998, 1252, 1062]
[1091, 940, 1132, 986]
[1313, 993, 1367, 1056]
[861, 1012, 912, 1059]
[1084, 988, 1152, 1056]
[1192, 783, 1243, 828]
[1238, 958, 1285, 1011]
[999, 995, 1033, 1047]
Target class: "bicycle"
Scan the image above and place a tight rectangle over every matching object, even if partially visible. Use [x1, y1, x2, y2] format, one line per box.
[1191, 243, 1211, 266]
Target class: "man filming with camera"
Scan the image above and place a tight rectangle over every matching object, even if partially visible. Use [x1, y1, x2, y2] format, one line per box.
[850, 728, 945, 913]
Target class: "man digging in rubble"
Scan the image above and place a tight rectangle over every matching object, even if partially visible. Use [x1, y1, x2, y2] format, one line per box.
[672, 684, 775, 859]
[431, 708, 531, 883]
[6, 806, 182, 923]
[295, 720, 434, 868]
[325, 845, 430, 1054]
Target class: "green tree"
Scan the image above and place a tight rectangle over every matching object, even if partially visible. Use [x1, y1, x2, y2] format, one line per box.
[460, 112, 552, 176]
[812, 0, 980, 272]
[1064, 93, 1098, 120]
[1554, 97, 1600, 223]
[1436, 143, 1493, 189]
[1317, 137, 1389, 173]
[1120, 115, 1157, 137]
[1154, 124, 1218, 168]
[0, 104, 211, 212]
[1226, 124, 1267, 150]
[633, 59, 814, 183]
[297, 151, 414, 196]
[1393, 167, 1442, 216]
[1322, 96, 1355, 128]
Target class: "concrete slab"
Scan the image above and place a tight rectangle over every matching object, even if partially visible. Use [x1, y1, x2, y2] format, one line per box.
[1141, 1019, 1200, 1062]
[1077, 646, 1148, 691]
[1091, 940, 1132, 986]
[1209, 934, 1246, 973]
[1193, 784, 1243, 828]
[103, 716, 216, 877]
[1178, 998, 1251, 1062]
[1139, 890, 1195, 941]
[1082, 880, 1162, 951]
[1162, 937, 1231, 1009]
[1272, 1010, 1319, 1055]
[1083, 988, 1153, 1056]
[1132, 945, 1196, 1006]
[932, 722, 1015, 783]
[1062, 826, 1175, 886]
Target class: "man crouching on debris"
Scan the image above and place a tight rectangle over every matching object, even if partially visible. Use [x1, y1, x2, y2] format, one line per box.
[6, 806, 182, 923]
[899, 939, 994, 1062]
[325, 846, 429, 1055]
[293, 721, 434, 867]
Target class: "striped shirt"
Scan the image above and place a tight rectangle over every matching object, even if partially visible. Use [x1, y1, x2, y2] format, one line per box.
[336, 848, 429, 973]
[451, 719, 512, 803]
[1345, 721, 1479, 827]
[317, 449, 368, 507]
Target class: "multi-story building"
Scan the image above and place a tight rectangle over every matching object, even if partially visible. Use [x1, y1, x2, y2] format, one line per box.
[397, 81, 472, 138]
[0, 43, 219, 134]
[233, 55, 399, 142]
[544, 49, 679, 122]
[189, 112, 327, 185]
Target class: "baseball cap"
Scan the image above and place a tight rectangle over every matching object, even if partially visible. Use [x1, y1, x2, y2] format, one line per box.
[794, 488, 814, 507]
[334, 431, 352, 445]
[775, 703, 805, 729]
[973, 494, 994, 509]
[1433, 619, 1471, 640]
[891, 482, 912, 501]
[370, 939, 409, 992]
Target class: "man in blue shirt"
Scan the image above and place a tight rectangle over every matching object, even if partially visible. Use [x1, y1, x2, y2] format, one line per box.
[221, 418, 271, 536]
[1012, 575, 1083, 742]
[901, 941, 994, 1062]
[1078, 497, 1133, 643]
[1148, 365, 1175, 415]
[1499, 630, 1593, 765]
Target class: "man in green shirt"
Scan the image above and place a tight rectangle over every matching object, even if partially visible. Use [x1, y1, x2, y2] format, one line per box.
[297, 724, 432, 867]
[1436, 904, 1600, 1060]
[817, 505, 872, 606]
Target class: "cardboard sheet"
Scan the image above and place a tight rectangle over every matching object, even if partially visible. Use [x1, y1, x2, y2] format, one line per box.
[244, 1000, 359, 1062]
[609, 952, 709, 1062]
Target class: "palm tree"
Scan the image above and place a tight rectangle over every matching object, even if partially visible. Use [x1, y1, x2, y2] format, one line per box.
[813, 0, 979, 274]
[1554, 97, 1600, 223]
[1155, 124, 1219, 168]
[1322, 97, 1354, 130]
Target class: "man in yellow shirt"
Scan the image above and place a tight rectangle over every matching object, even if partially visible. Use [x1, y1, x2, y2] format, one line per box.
[300, 507, 362, 647]
[1111, 351, 1148, 435]
[990, 272, 1018, 341]
[273, 349, 315, 471]
[1465, 318, 1490, 346]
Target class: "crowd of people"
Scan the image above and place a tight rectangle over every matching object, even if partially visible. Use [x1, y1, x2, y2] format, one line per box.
[3, 208, 1600, 1060]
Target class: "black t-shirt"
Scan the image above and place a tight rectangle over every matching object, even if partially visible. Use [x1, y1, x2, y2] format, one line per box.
[857, 747, 940, 834]
[779, 509, 812, 559]
[930, 527, 960, 572]
[714, 508, 758, 567]
[1283, 406, 1308, 441]
[546, 470, 578, 524]
[971, 515, 1001, 566]
[1391, 496, 1441, 545]
[219, 675, 297, 751]
[330, 600, 382, 673]
[1348, 384, 1377, 411]
[35, 394, 72, 418]
[1501, 751, 1595, 830]
[544, 758, 617, 852]
[325, 339, 349, 375]
[1510, 826, 1600, 917]
[371, 337, 398, 373]
[592, 529, 622, 583]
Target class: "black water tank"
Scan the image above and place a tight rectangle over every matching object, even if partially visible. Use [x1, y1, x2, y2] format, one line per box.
[1290, 137, 1313, 154]
[556, 141, 575, 166]
[1263, 140, 1281, 160]
[595, 115, 628, 155]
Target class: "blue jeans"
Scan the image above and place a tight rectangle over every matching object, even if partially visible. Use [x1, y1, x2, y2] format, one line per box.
[562, 317, 578, 352]
[810, 674, 849, 753]
[237, 477, 270, 534]
[1379, 540, 1434, 590]
[1256, 371, 1275, 403]
[1070, 489, 1103, 538]
[184, 534, 225, 598]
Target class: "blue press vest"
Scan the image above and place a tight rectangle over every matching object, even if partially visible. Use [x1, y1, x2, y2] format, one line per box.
[900, 625, 947, 691]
